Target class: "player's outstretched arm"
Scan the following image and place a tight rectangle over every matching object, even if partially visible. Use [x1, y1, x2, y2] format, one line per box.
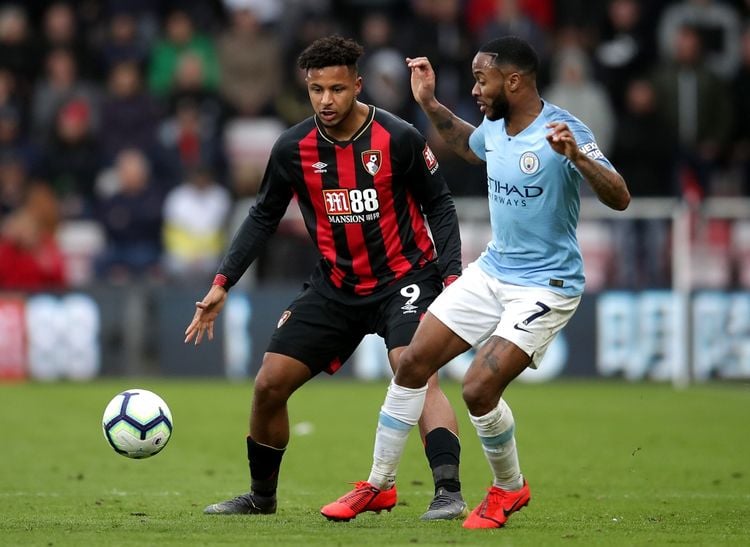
[546, 122, 630, 211]
[184, 284, 228, 345]
[406, 57, 482, 165]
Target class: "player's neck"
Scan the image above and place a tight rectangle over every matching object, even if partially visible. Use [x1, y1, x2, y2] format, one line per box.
[325, 101, 370, 142]
[505, 95, 543, 136]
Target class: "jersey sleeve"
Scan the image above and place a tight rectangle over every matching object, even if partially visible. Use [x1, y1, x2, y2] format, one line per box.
[403, 127, 462, 279]
[216, 140, 294, 289]
[468, 122, 487, 162]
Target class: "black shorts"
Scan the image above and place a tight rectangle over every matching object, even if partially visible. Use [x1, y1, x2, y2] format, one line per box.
[266, 267, 442, 375]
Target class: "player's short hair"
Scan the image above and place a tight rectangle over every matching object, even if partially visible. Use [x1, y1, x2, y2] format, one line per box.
[297, 35, 364, 72]
[479, 36, 539, 74]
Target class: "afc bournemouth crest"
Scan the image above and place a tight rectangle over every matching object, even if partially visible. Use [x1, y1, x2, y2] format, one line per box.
[362, 150, 382, 176]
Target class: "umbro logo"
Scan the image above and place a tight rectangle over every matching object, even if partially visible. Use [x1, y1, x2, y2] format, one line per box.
[312, 161, 328, 173]
[401, 303, 418, 314]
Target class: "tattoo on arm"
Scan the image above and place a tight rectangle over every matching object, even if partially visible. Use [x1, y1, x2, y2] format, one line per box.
[588, 168, 609, 191]
[575, 156, 630, 211]
[436, 117, 454, 131]
[424, 105, 478, 163]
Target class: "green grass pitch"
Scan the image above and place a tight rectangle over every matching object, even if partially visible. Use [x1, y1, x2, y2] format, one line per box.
[1, 379, 748, 546]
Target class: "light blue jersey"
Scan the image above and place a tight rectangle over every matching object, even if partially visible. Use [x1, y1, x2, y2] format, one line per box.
[468, 100, 615, 296]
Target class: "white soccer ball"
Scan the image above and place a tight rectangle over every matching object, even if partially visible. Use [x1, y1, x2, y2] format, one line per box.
[102, 388, 173, 459]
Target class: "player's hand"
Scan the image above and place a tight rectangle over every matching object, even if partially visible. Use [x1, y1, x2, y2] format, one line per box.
[184, 285, 228, 345]
[546, 122, 581, 161]
[406, 57, 437, 108]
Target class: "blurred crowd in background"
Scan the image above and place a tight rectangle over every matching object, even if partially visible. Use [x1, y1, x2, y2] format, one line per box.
[2, 0, 750, 292]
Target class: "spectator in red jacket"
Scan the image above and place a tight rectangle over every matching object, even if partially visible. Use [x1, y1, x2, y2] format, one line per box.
[0, 185, 66, 291]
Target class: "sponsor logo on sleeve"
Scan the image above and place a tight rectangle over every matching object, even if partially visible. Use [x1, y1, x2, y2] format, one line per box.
[578, 142, 604, 160]
[277, 310, 291, 328]
[423, 144, 439, 174]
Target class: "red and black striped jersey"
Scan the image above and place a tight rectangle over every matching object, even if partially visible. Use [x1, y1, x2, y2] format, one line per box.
[218, 106, 462, 301]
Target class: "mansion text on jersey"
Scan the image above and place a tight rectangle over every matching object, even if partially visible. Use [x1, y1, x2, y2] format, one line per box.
[328, 212, 381, 223]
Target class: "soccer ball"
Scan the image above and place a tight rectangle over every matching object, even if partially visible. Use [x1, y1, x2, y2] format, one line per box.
[102, 388, 173, 459]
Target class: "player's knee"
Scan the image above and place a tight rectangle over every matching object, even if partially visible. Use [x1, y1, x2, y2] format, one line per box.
[395, 346, 432, 387]
[462, 379, 499, 416]
[253, 369, 293, 407]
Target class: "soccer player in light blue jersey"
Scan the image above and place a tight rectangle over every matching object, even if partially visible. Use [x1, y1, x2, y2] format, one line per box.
[322, 36, 631, 528]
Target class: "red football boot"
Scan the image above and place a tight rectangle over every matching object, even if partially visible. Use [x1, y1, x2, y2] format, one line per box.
[320, 481, 397, 522]
[462, 479, 531, 529]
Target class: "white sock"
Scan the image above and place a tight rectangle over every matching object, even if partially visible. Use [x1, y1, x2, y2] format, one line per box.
[367, 379, 427, 490]
[469, 398, 524, 491]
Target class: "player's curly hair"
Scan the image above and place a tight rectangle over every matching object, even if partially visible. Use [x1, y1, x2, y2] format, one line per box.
[297, 35, 364, 71]
[479, 36, 539, 74]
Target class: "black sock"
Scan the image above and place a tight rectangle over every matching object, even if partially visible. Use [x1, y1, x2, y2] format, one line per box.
[247, 436, 285, 498]
[424, 427, 461, 493]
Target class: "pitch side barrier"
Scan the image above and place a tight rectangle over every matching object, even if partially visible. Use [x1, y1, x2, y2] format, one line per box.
[1, 198, 749, 383]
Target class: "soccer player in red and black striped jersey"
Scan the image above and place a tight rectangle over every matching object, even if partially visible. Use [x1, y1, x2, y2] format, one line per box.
[184, 36, 467, 521]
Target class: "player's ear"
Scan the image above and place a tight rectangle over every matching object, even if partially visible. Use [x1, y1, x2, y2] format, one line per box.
[508, 72, 521, 92]
[355, 75, 362, 96]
